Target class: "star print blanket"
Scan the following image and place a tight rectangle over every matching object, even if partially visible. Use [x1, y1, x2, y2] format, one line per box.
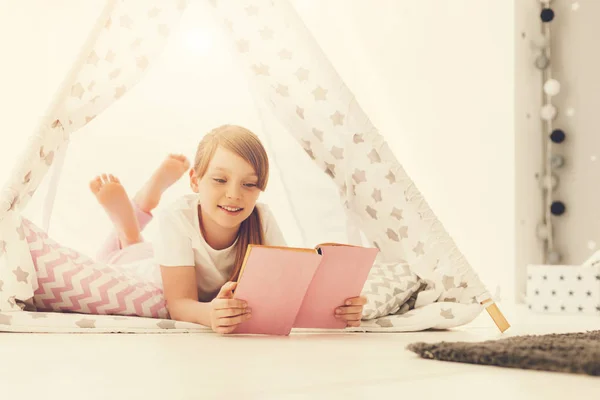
[0, 302, 485, 334]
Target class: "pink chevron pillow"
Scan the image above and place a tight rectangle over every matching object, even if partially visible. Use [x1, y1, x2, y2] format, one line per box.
[22, 219, 168, 319]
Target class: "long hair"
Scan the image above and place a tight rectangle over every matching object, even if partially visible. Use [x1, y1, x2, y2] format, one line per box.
[193, 125, 269, 282]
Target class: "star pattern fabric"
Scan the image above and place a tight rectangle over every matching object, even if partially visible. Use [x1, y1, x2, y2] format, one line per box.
[0, 0, 190, 313]
[0, 0, 495, 332]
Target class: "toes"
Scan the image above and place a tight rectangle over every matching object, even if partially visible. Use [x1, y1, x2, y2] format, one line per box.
[169, 153, 190, 167]
[89, 177, 102, 193]
[93, 174, 120, 188]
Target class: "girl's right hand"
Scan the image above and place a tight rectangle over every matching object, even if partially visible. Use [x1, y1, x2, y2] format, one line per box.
[209, 281, 251, 334]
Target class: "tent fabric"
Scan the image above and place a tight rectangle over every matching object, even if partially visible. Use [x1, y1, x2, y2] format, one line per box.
[0, 0, 496, 330]
[0, 0, 190, 311]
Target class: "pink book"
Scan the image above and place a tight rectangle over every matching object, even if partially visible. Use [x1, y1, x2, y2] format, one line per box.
[294, 244, 379, 329]
[232, 243, 378, 335]
[232, 245, 322, 336]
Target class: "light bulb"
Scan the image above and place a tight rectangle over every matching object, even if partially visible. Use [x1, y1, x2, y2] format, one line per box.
[541, 104, 557, 120]
[544, 79, 561, 96]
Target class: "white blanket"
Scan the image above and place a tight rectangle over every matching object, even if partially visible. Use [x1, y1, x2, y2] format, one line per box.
[0, 300, 483, 334]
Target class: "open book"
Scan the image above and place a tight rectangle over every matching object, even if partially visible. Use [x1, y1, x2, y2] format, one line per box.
[232, 242, 379, 336]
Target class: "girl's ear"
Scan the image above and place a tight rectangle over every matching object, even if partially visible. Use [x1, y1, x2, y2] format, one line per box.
[189, 169, 200, 193]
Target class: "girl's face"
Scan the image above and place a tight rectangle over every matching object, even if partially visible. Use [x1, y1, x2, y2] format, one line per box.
[190, 146, 261, 232]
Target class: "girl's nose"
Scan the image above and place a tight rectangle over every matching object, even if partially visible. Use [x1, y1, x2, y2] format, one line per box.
[226, 185, 242, 199]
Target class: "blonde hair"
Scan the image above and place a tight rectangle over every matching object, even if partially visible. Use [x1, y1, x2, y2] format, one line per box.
[193, 124, 269, 282]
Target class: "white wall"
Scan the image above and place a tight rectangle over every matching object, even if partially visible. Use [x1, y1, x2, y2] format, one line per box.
[0, 1, 514, 299]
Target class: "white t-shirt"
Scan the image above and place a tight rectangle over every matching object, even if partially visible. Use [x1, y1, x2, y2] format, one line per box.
[152, 194, 287, 302]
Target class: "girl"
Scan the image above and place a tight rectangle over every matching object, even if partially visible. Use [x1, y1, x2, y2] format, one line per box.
[91, 124, 366, 334]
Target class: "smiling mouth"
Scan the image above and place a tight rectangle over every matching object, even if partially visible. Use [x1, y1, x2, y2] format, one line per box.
[219, 205, 243, 213]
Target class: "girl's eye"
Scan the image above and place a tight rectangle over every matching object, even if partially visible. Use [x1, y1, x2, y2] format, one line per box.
[213, 178, 226, 183]
[245, 183, 257, 188]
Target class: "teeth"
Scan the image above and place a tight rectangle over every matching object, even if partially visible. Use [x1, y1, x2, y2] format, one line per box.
[221, 206, 242, 212]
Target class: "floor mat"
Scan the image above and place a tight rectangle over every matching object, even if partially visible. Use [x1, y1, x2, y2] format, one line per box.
[407, 330, 600, 376]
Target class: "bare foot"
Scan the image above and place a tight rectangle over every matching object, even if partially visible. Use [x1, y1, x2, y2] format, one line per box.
[90, 174, 141, 248]
[133, 154, 190, 213]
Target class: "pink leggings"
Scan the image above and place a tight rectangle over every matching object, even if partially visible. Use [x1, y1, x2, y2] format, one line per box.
[95, 204, 154, 265]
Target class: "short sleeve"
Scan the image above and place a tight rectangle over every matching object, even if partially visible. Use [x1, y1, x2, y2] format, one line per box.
[259, 204, 287, 247]
[152, 209, 195, 267]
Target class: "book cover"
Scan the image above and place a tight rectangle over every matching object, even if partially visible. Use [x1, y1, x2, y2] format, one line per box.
[232, 243, 378, 335]
[293, 244, 379, 329]
[232, 245, 321, 335]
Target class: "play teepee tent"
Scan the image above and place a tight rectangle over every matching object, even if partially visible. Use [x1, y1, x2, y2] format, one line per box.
[0, 0, 508, 333]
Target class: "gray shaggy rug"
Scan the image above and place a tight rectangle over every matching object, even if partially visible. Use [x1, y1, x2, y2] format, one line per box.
[407, 330, 600, 376]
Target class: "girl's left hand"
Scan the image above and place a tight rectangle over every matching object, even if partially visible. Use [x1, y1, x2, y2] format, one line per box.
[335, 296, 367, 327]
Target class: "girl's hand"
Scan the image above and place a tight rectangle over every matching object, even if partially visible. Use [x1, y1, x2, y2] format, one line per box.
[335, 296, 367, 327]
[209, 282, 251, 334]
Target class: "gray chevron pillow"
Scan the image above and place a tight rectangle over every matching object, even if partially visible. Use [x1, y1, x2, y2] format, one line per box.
[361, 261, 423, 319]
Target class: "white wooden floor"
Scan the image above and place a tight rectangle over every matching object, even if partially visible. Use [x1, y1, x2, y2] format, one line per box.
[1, 303, 599, 399]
